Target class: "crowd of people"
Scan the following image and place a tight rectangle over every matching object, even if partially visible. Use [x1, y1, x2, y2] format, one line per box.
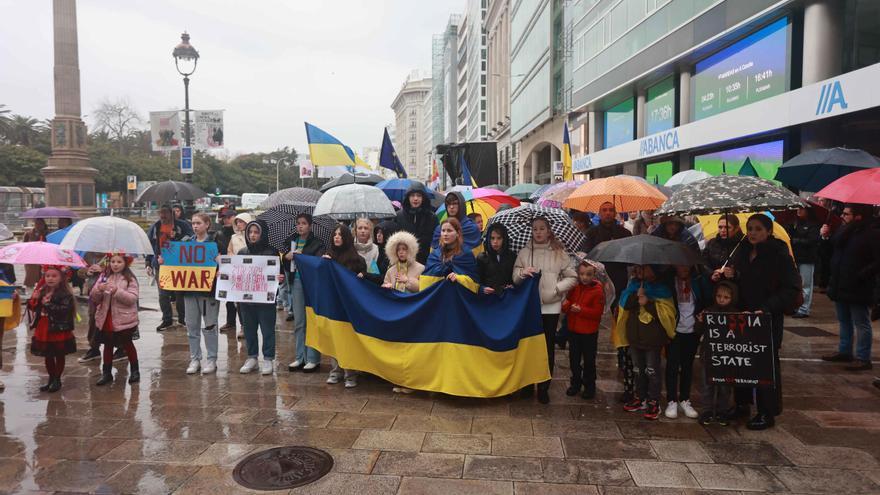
[2, 184, 878, 432]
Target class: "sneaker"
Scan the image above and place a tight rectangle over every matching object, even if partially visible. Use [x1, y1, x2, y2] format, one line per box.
[664, 401, 679, 419]
[156, 321, 173, 332]
[844, 360, 873, 371]
[623, 398, 645, 412]
[680, 400, 699, 419]
[344, 377, 358, 388]
[239, 357, 258, 374]
[186, 359, 201, 375]
[644, 400, 660, 420]
[302, 362, 320, 373]
[112, 348, 127, 362]
[397, 387, 413, 394]
[698, 410, 716, 426]
[201, 360, 217, 375]
[326, 373, 341, 385]
[260, 360, 274, 375]
[78, 348, 101, 363]
[219, 323, 235, 332]
[791, 313, 809, 319]
[821, 352, 854, 362]
[288, 360, 303, 372]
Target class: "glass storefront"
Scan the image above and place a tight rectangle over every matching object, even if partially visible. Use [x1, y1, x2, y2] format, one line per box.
[604, 97, 634, 148]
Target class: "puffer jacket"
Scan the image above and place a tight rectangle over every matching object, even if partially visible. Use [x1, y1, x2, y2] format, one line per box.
[703, 232, 744, 271]
[382, 231, 424, 293]
[513, 241, 577, 314]
[90, 273, 140, 331]
[228, 212, 254, 256]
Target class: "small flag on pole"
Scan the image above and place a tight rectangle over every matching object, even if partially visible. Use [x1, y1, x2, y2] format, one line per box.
[460, 154, 478, 187]
[429, 158, 440, 190]
[379, 128, 407, 178]
[562, 122, 573, 182]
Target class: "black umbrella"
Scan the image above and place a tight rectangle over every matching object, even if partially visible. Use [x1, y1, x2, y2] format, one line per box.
[259, 187, 322, 209]
[256, 203, 337, 253]
[655, 175, 806, 216]
[588, 235, 702, 266]
[486, 203, 585, 254]
[319, 172, 385, 192]
[775, 147, 880, 192]
[135, 180, 208, 204]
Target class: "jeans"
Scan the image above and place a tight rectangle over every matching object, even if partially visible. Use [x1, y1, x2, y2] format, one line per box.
[538, 314, 559, 393]
[157, 273, 186, 325]
[240, 303, 276, 360]
[278, 277, 290, 310]
[225, 301, 237, 327]
[292, 277, 320, 364]
[631, 347, 662, 402]
[836, 302, 873, 361]
[797, 263, 815, 316]
[666, 332, 700, 402]
[184, 294, 219, 361]
[329, 358, 358, 382]
[569, 332, 598, 392]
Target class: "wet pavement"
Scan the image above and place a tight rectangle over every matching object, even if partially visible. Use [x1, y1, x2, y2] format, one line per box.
[1, 265, 879, 494]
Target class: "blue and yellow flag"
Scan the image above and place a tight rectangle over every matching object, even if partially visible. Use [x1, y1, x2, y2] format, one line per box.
[379, 128, 407, 178]
[562, 122, 573, 182]
[0, 281, 21, 331]
[305, 122, 371, 173]
[419, 249, 480, 293]
[297, 255, 550, 398]
[460, 154, 478, 187]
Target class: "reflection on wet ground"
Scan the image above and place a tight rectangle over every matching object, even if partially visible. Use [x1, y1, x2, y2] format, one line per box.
[0, 266, 878, 494]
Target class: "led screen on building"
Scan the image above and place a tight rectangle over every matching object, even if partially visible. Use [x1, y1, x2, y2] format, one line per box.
[604, 98, 634, 148]
[693, 140, 784, 179]
[691, 17, 790, 121]
[645, 78, 675, 135]
[646, 161, 674, 185]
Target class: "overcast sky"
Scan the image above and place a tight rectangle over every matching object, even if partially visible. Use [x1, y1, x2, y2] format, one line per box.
[0, 0, 460, 157]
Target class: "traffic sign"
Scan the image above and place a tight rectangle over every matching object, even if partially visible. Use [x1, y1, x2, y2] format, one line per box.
[180, 146, 193, 174]
[127, 175, 137, 190]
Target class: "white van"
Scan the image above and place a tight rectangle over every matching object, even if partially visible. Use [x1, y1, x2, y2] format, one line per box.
[240, 193, 269, 211]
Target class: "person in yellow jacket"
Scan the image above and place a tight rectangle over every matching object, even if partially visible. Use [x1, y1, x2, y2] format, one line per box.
[0, 280, 22, 392]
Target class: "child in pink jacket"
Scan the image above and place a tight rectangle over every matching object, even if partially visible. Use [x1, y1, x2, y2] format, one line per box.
[90, 252, 140, 386]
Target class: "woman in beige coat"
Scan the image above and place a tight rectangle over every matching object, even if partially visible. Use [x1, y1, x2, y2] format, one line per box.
[382, 231, 424, 294]
[513, 216, 578, 404]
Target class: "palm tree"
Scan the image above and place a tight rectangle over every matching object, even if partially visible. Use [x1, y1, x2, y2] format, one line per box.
[0, 104, 11, 143]
[6, 115, 47, 147]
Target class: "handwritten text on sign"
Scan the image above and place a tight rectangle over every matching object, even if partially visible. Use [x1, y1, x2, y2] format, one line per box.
[215, 255, 280, 303]
[158, 241, 218, 292]
[705, 312, 775, 388]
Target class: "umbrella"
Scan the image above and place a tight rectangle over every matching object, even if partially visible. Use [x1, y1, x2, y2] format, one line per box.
[481, 184, 509, 192]
[46, 225, 72, 245]
[698, 213, 793, 257]
[505, 183, 541, 200]
[771, 200, 841, 229]
[655, 175, 806, 216]
[564, 176, 667, 213]
[587, 235, 702, 266]
[258, 187, 322, 209]
[486, 203, 585, 254]
[537, 180, 588, 208]
[135, 180, 207, 204]
[814, 167, 880, 205]
[0, 224, 13, 241]
[436, 188, 521, 229]
[21, 207, 78, 219]
[313, 183, 396, 220]
[0, 241, 86, 267]
[59, 216, 154, 255]
[665, 170, 712, 188]
[776, 147, 880, 192]
[572, 254, 617, 314]
[375, 179, 434, 203]
[257, 204, 337, 253]
[529, 184, 553, 201]
[319, 172, 385, 192]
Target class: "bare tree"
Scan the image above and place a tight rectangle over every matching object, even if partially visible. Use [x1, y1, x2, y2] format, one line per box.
[92, 97, 143, 152]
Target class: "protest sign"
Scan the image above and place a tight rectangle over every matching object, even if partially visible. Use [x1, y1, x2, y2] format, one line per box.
[158, 241, 218, 292]
[705, 312, 775, 387]
[215, 255, 280, 303]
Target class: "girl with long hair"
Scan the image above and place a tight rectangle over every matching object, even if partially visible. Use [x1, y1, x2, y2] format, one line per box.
[181, 212, 222, 376]
[28, 265, 77, 393]
[323, 224, 366, 388]
[91, 252, 140, 386]
[420, 218, 480, 293]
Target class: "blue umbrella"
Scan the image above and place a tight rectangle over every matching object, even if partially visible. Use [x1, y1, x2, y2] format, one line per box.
[46, 225, 86, 258]
[375, 179, 434, 203]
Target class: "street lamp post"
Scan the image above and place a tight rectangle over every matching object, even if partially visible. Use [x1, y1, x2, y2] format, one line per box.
[173, 32, 199, 183]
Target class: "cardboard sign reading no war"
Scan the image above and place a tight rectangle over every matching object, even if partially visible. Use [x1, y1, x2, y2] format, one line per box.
[158, 241, 218, 292]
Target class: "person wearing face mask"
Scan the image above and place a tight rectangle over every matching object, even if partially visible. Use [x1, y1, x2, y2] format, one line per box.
[394, 184, 437, 265]
[283, 214, 326, 373]
[476, 224, 516, 295]
[431, 192, 482, 255]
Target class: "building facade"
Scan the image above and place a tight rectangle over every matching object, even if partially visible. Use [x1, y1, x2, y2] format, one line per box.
[568, 0, 880, 188]
[391, 72, 433, 180]
[486, 0, 517, 186]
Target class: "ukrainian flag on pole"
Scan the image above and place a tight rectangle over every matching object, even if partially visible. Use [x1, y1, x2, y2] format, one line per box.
[460, 154, 478, 187]
[562, 122, 573, 182]
[305, 122, 371, 173]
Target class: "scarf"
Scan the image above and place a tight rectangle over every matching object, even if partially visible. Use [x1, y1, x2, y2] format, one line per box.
[354, 238, 380, 274]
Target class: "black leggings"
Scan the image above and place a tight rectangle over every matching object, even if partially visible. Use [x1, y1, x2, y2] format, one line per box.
[666, 332, 701, 402]
[538, 314, 559, 392]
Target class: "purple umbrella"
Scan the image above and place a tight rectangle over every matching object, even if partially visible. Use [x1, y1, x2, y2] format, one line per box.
[21, 207, 79, 219]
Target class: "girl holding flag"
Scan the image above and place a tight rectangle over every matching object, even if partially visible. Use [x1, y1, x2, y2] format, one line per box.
[421, 218, 480, 293]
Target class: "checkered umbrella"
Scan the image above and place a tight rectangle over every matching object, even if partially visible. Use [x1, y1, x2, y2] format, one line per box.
[256, 203, 337, 253]
[258, 187, 322, 209]
[486, 203, 585, 254]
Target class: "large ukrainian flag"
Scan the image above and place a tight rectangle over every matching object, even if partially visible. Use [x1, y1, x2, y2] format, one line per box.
[305, 122, 371, 172]
[297, 255, 550, 397]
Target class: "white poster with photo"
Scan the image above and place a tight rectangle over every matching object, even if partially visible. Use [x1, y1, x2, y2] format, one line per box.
[149, 111, 181, 151]
[215, 255, 280, 304]
[299, 159, 314, 178]
[194, 110, 224, 149]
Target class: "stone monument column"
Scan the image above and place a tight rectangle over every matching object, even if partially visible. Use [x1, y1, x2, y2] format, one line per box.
[41, 0, 97, 211]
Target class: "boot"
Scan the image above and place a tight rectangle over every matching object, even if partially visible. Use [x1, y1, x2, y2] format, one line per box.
[128, 361, 140, 384]
[39, 376, 53, 392]
[96, 364, 114, 386]
[47, 376, 62, 393]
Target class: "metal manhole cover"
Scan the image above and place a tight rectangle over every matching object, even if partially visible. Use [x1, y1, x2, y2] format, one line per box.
[233, 446, 333, 490]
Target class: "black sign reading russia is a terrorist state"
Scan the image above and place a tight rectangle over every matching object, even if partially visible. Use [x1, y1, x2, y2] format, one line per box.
[705, 312, 775, 388]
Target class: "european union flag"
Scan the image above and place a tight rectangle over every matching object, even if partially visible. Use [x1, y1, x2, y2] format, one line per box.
[379, 128, 407, 178]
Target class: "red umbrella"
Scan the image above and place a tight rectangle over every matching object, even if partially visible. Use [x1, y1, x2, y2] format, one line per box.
[815, 168, 880, 206]
[772, 200, 842, 228]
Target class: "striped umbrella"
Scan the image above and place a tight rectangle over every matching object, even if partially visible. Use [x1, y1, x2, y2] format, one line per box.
[564, 176, 667, 213]
[536, 180, 588, 208]
[256, 203, 337, 253]
[485, 203, 585, 254]
[259, 187, 322, 209]
[436, 188, 521, 230]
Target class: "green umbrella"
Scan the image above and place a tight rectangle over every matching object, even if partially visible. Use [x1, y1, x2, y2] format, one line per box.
[505, 183, 541, 200]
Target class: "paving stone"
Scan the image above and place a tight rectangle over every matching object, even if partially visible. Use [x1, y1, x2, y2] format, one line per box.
[0, 436, 25, 458]
[174, 465, 291, 495]
[531, 419, 622, 439]
[562, 438, 656, 460]
[0, 458, 27, 493]
[99, 439, 210, 462]
[616, 421, 713, 441]
[687, 463, 787, 492]
[625, 460, 700, 488]
[768, 466, 880, 494]
[702, 441, 791, 465]
[422, 433, 492, 454]
[190, 442, 258, 466]
[352, 429, 426, 452]
[290, 396, 368, 412]
[397, 476, 513, 495]
[288, 473, 401, 495]
[252, 425, 361, 448]
[541, 458, 633, 485]
[463, 454, 544, 481]
[363, 397, 434, 415]
[97, 463, 200, 495]
[802, 411, 880, 429]
[32, 460, 126, 493]
[249, 408, 336, 427]
[648, 440, 713, 463]
[492, 435, 564, 458]
[32, 436, 125, 461]
[328, 412, 396, 430]
[392, 414, 473, 433]
[514, 481, 599, 494]
[473, 417, 534, 436]
[325, 448, 381, 474]
[373, 451, 465, 478]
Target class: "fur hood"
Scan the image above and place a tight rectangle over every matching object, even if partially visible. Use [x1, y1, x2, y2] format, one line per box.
[384, 231, 419, 264]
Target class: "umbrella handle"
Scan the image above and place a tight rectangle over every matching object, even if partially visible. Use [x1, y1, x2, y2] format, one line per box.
[720, 236, 745, 270]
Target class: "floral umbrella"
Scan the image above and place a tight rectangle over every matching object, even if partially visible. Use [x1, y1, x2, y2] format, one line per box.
[435, 188, 521, 230]
[655, 175, 806, 216]
[0, 241, 86, 267]
[536, 180, 588, 208]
